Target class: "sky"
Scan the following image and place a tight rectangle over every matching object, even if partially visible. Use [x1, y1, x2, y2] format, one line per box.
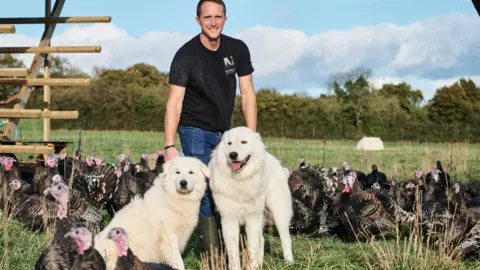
[1, 0, 480, 102]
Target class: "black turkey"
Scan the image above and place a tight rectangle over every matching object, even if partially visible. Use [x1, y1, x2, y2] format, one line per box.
[149, 151, 165, 175]
[1, 156, 32, 195]
[7, 179, 57, 232]
[332, 174, 414, 240]
[32, 154, 59, 197]
[37, 227, 107, 269]
[35, 181, 80, 269]
[342, 161, 368, 190]
[135, 153, 151, 173]
[288, 164, 337, 237]
[366, 164, 388, 189]
[420, 168, 451, 221]
[68, 227, 106, 269]
[425, 160, 451, 191]
[44, 180, 103, 236]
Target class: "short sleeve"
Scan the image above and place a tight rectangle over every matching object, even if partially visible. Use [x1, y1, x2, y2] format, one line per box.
[236, 40, 254, 77]
[168, 48, 190, 87]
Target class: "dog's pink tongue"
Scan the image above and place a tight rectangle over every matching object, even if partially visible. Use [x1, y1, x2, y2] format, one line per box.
[232, 162, 241, 171]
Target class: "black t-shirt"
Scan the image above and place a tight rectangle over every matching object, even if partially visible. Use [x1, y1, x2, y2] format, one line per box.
[168, 33, 254, 132]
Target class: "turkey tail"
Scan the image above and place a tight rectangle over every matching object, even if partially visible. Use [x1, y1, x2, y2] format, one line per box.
[150, 152, 165, 175]
[87, 163, 118, 205]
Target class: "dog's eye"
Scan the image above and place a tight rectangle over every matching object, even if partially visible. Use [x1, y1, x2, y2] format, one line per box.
[176, 171, 180, 174]
[241, 141, 247, 144]
[189, 171, 193, 174]
[228, 142, 232, 145]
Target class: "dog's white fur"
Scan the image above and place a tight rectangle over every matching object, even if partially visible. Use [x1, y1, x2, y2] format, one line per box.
[209, 126, 294, 270]
[93, 156, 208, 270]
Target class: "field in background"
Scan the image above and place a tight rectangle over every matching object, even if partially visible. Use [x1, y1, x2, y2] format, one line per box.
[9, 119, 480, 182]
[2, 119, 480, 269]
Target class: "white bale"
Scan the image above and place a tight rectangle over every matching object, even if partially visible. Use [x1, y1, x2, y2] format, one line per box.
[355, 136, 384, 151]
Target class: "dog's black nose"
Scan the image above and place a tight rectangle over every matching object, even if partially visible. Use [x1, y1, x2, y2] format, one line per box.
[229, 152, 238, 160]
[180, 180, 187, 188]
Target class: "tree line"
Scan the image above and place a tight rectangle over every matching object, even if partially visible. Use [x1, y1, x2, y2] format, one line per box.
[1, 54, 480, 142]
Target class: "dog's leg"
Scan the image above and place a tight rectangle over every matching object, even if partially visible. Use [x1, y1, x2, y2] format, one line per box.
[221, 217, 241, 270]
[266, 197, 294, 263]
[244, 213, 265, 270]
[161, 236, 186, 270]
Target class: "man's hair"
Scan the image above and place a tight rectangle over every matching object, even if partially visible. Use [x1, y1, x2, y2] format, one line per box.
[196, 0, 226, 17]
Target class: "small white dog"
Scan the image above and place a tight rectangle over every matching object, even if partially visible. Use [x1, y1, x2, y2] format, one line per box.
[209, 126, 294, 270]
[94, 156, 209, 270]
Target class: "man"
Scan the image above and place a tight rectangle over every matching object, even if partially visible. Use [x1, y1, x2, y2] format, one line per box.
[163, 0, 257, 260]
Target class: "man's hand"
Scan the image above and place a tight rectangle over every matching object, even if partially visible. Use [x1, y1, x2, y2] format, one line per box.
[165, 147, 179, 162]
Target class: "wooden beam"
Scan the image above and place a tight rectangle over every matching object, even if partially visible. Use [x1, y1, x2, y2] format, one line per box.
[474, 0, 480, 16]
[43, 110, 79, 119]
[0, 46, 102, 54]
[46, 0, 51, 17]
[45, 0, 51, 31]
[0, 145, 55, 154]
[0, 109, 79, 119]
[52, 111, 79, 119]
[0, 16, 111, 24]
[3, 0, 66, 139]
[0, 68, 29, 77]
[0, 25, 15, 34]
[0, 78, 90, 86]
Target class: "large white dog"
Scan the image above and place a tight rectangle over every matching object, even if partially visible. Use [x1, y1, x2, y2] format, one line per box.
[94, 156, 209, 270]
[209, 126, 294, 270]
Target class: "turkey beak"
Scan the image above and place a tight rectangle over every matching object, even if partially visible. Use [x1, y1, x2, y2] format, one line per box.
[107, 231, 115, 240]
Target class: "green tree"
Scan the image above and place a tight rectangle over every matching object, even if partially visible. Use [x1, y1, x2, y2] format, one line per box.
[427, 82, 473, 124]
[0, 54, 26, 101]
[379, 82, 424, 112]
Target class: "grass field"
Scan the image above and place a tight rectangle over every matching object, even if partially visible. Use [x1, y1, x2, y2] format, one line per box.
[2, 119, 480, 269]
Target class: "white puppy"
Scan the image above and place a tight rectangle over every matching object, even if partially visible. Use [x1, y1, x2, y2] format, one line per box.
[94, 156, 209, 270]
[209, 126, 294, 270]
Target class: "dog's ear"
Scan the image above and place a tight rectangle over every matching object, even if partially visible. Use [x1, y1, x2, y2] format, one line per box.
[200, 162, 210, 179]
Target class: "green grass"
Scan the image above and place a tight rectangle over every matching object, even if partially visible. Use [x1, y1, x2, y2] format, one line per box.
[2, 119, 480, 269]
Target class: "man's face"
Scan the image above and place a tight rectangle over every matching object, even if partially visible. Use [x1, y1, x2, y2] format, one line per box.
[196, 2, 226, 40]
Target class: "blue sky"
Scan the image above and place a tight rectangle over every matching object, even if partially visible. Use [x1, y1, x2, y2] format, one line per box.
[2, 0, 480, 101]
[3, 0, 477, 37]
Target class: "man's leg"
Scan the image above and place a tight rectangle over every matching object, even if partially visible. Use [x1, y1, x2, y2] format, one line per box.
[177, 125, 222, 261]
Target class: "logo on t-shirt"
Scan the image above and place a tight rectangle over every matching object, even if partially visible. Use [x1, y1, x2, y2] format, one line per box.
[223, 56, 236, 75]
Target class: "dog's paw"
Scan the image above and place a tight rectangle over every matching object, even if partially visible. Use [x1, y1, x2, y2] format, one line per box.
[284, 255, 294, 264]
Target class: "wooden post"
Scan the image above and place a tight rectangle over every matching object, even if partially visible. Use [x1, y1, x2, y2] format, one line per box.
[3, 0, 66, 139]
[42, 0, 52, 232]
[43, 55, 51, 142]
[43, 0, 52, 143]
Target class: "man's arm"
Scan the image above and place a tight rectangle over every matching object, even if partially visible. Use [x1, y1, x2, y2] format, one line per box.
[164, 47, 189, 160]
[239, 74, 257, 131]
[236, 40, 257, 131]
[164, 84, 186, 147]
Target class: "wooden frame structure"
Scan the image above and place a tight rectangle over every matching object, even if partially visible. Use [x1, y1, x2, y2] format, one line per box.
[0, 0, 111, 156]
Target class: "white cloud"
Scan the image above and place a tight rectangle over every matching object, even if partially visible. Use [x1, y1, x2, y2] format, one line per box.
[1, 12, 480, 102]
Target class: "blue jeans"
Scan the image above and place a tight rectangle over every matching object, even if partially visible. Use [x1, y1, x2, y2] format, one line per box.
[178, 125, 222, 218]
